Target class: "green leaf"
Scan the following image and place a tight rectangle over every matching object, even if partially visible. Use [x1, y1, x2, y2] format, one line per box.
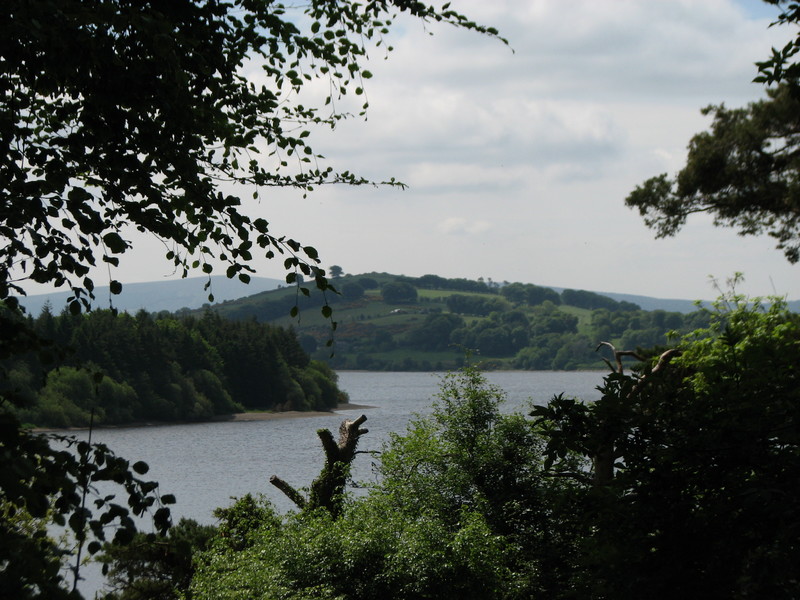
[110, 280, 122, 295]
[154, 507, 171, 529]
[87, 541, 102, 555]
[132, 461, 149, 475]
[103, 232, 127, 254]
[114, 528, 135, 545]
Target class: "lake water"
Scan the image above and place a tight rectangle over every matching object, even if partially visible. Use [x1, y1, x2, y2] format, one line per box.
[63, 370, 604, 597]
[69, 370, 604, 522]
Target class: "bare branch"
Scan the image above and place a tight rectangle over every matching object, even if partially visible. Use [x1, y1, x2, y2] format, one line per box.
[596, 341, 645, 374]
[268, 475, 307, 510]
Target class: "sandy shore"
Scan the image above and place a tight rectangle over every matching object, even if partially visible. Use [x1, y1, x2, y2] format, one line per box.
[217, 403, 375, 422]
[32, 403, 377, 432]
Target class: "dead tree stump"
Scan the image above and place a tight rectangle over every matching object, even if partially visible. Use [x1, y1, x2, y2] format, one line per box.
[270, 414, 368, 518]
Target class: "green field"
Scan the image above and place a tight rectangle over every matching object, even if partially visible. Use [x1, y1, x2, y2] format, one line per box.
[209, 272, 703, 371]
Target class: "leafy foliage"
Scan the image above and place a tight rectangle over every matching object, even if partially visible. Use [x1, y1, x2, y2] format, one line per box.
[5, 308, 344, 427]
[215, 272, 708, 370]
[192, 494, 509, 600]
[561, 289, 639, 312]
[445, 293, 510, 316]
[381, 281, 418, 304]
[190, 366, 587, 599]
[98, 518, 216, 600]
[0, 419, 174, 599]
[182, 294, 800, 598]
[755, 1, 800, 90]
[626, 85, 800, 262]
[1, 3, 503, 595]
[500, 282, 562, 306]
[533, 293, 800, 598]
[374, 367, 587, 597]
[1, 0, 503, 307]
[627, 4, 800, 262]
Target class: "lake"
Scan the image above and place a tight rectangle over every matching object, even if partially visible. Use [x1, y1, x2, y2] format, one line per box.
[69, 370, 604, 522]
[65, 370, 604, 597]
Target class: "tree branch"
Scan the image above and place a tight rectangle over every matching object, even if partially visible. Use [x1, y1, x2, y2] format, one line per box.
[269, 475, 307, 510]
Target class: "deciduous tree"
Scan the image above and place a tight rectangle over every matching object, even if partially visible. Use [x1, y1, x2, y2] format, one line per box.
[1, 0, 503, 308]
[381, 280, 418, 304]
[0, 1, 502, 596]
[533, 291, 800, 598]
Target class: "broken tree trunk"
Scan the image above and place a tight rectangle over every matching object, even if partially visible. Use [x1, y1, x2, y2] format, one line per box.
[592, 343, 681, 485]
[269, 414, 369, 518]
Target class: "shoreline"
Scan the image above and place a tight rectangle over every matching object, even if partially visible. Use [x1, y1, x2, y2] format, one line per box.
[32, 403, 376, 433]
[214, 402, 375, 422]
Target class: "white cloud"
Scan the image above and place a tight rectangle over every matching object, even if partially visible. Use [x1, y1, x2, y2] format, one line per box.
[437, 217, 493, 235]
[225, 2, 800, 299]
[20, 0, 800, 301]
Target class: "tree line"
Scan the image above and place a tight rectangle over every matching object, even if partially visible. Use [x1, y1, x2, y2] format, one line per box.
[97, 294, 800, 599]
[267, 273, 714, 371]
[403, 300, 709, 369]
[4, 306, 345, 428]
[215, 275, 641, 324]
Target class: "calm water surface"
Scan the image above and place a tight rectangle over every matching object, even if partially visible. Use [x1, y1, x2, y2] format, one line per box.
[66, 370, 603, 596]
[71, 371, 603, 522]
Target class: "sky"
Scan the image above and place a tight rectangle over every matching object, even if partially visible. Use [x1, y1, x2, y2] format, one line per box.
[19, 0, 799, 302]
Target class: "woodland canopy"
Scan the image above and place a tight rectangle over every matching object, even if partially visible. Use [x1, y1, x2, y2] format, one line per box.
[0, 1, 500, 596]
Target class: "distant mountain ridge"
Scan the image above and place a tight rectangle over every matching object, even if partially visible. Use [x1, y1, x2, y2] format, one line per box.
[18, 275, 284, 316]
[573, 290, 800, 313]
[547, 288, 704, 313]
[17, 273, 799, 316]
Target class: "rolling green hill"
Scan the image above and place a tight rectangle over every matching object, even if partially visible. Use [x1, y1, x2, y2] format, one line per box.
[209, 273, 712, 371]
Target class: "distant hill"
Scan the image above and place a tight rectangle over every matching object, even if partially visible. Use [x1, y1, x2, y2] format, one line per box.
[17, 275, 283, 316]
[203, 272, 726, 371]
[16, 271, 799, 372]
[544, 288, 798, 313]
[16, 272, 798, 317]
[547, 288, 705, 313]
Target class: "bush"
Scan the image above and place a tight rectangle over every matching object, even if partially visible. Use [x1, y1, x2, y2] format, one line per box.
[533, 293, 800, 598]
[381, 281, 417, 304]
[191, 367, 585, 599]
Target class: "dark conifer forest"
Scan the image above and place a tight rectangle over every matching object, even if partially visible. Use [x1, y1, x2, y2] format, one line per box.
[5, 307, 344, 428]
